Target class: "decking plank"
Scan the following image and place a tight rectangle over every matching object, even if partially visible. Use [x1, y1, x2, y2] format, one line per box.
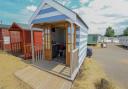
[15, 66, 72, 89]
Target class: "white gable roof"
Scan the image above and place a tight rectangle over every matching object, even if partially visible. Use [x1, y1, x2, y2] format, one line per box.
[29, 0, 88, 29]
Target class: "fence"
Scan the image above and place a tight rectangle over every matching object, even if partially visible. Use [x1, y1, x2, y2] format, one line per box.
[24, 44, 32, 60]
[24, 44, 43, 61]
[0, 40, 3, 50]
[34, 44, 43, 62]
[10, 42, 22, 54]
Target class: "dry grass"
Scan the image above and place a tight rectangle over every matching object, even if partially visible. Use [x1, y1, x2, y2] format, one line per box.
[72, 58, 121, 89]
[0, 52, 32, 89]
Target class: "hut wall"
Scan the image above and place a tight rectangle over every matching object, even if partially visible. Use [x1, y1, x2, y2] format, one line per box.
[78, 27, 88, 66]
[10, 31, 21, 43]
[0, 29, 11, 51]
[24, 30, 31, 44]
[0, 28, 3, 50]
[33, 31, 43, 46]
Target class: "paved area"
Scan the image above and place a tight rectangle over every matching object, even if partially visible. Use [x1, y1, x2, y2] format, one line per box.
[93, 44, 128, 89]
[15, 66, 72, 89]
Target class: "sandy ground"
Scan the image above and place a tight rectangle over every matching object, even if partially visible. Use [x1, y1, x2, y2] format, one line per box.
[0, 52, 32, 89]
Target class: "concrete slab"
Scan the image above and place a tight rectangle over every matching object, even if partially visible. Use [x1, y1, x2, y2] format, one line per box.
[15, 66, 72, 89]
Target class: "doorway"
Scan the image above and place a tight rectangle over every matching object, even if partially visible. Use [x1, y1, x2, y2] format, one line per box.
[51, 27, 66, 64]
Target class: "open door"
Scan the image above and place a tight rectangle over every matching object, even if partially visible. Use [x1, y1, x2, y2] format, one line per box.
[44, 28, 52, 61]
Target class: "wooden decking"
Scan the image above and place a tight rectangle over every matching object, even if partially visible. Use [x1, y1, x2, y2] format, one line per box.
[33, 60, 71, 79]
[15, 66, 72, 89]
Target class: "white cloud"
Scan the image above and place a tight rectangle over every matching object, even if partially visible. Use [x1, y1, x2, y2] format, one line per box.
[80, 0, 90, 3]
[26, 5, 37, 12]
[74, 0, 128, 35]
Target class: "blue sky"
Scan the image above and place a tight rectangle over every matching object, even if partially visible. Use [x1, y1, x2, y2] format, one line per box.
[0, 0, 82, 24]
[0, 0, 128, 35]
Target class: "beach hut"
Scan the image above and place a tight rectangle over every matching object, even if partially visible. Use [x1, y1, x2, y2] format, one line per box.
[9, 22, 31, 58]
[87, 34, 103, 45]
[0, 24, 11, 51]
[9, 22, 43, 59]
[9, 23, 42, 59]
[29, 0, 89, 80]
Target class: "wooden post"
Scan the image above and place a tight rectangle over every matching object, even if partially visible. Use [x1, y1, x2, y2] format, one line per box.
[65, 23, 70, 66]
[22, 30, 26, 59]
[70, 22, 74, 76]
[31, 29, 35, 64]
[42, 27, 45, 60]
[9, 31, 12, 52]
[74, 24, 76, 49]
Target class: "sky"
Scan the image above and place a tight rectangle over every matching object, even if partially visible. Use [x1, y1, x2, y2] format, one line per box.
[0, 0, 128, 35]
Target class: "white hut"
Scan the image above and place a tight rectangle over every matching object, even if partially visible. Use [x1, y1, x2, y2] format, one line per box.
[29, 0, 89, 80]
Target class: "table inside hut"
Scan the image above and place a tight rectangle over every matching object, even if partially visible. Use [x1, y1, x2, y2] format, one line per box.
[52, 42, 66, 64]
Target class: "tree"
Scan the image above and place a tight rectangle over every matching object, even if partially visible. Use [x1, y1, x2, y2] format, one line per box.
[123, 27, 128, 36]
[105, 26, 115, 37]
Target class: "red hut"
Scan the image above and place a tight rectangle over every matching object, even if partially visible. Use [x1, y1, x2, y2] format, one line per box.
[9, 22, 43, 59]
[9, 22, 31, 59]
[0, 24, 11, 51]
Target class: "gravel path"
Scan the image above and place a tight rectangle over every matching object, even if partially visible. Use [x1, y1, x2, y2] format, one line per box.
[93, 44, 128, 89]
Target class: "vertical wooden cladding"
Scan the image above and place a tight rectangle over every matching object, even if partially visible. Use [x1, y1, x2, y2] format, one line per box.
[9, 23, 32, 59]
[23, 30, 31, 44]
[10, 31, 21, 43]
[0, 28, 11, 51]
[73, 24, 76, 49]
[0, 28, 3, 50]
[33, 31, 42, 46]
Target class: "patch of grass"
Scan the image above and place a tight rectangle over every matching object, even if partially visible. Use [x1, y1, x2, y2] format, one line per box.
[72, 58, 121, 89]
[0, 52, 32, 89]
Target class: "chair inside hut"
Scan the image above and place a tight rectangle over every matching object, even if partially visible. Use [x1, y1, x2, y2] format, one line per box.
[51, 27, 66, 64]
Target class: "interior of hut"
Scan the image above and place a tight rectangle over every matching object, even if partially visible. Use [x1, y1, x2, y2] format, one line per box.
[51, 27, 66, 64]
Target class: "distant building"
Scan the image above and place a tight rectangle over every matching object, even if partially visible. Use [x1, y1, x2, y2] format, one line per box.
[87, 34, 103, 45]
[119, 36, 128, 47]
[103, 37, 119, 43]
